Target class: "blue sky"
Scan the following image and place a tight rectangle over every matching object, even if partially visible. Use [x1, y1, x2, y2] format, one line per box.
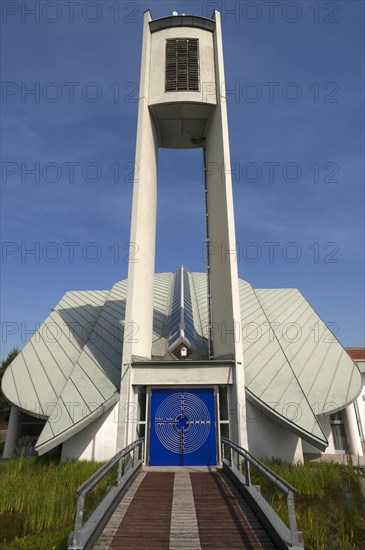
[1, 0, 364, 359]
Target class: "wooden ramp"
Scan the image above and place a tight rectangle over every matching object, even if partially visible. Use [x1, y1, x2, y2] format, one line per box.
[93, 467, 276, 550]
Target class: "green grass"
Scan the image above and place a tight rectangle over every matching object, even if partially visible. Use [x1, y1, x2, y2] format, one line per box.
[0, 529, 70, 550]
[1, 455, 364, 549]
[0, 453, 117, 549]
[247, 458, 365, 550]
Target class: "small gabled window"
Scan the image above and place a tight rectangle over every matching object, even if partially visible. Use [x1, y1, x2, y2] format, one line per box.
[165, 38, 199, 92]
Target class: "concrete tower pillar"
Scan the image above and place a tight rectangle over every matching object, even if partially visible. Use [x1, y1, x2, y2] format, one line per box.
[3, 405, 21, 459]
[205, 11, 247, 447]
[117, 11, 158, 448]
[344, 404, 363, 457]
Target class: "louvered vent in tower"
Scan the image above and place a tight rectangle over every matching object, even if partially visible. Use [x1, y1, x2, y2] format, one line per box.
[165, 38, 199, 92]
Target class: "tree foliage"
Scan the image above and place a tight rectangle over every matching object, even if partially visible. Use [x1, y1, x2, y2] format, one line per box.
[0, 347, 19, 424]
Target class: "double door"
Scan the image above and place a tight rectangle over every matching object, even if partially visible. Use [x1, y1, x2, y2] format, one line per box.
[149, 387, 216, 466]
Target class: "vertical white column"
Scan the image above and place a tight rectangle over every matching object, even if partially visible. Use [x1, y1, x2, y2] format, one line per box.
[3, 405, 21, 459]
[344, 404, 363, 457]
[117, 10, 158, 450]
[205, 10, 247, 448]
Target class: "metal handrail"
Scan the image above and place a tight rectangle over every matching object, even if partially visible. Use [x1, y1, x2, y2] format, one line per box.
[69, 438, 144, 550]
[221, 437, 301, 548]
[76, 438, 143, 496]
[221, 437, 296, 493]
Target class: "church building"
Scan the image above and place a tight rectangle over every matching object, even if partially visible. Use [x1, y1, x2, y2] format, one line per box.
[2, 10, 363, 465]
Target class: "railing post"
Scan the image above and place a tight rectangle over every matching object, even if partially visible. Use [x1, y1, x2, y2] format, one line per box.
[72, 493, 85, 549]
[124, 449, 131, 472]
[287, 490, 300, 547]
[235, 450, 240, 471]
[219, 438, 302, 549]
[244, 458, 251, 486]
[68, 438, 144, 550]
[117, 457, 123, 487]
[221, 440, 224, 464]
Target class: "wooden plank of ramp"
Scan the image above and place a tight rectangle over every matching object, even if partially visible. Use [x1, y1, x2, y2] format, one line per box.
[219, 472, 277, 549]
[169, 472, 201, 549]
[109, 472, 175, 549]
[190, 472, 275, 550]
[93, 472, 146, 550]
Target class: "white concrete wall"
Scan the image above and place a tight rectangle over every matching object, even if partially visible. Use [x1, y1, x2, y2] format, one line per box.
[246, 403, 303, 463]
[355, 367, 365, 442]
[302, 409, 364, 457]
[302, 415, 336, 455]
[132, 364, 233, 385]
[149, 27, 216, 106]
[61, 403, 118, 462]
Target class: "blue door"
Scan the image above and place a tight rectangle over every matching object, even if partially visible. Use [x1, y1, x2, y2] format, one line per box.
[149, 388, 216, 466]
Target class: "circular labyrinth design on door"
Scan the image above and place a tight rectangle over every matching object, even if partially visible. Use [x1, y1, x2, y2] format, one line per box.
[154, 392, 211, 454]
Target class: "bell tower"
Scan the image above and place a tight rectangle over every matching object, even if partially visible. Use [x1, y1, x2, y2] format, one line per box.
[117, 10, 247, 455]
